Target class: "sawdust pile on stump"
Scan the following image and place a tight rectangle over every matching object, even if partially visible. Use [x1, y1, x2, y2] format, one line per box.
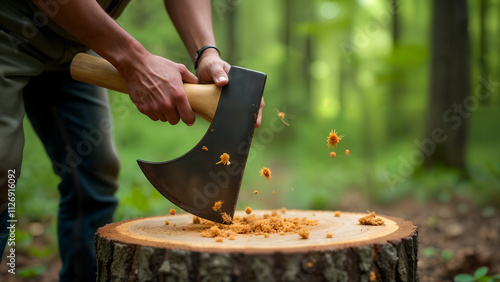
[198, 210, 317, 239]
[358, 211, 385, 226]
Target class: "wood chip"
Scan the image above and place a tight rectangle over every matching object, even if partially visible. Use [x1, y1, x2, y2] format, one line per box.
[169, 209, 176, 215]
[216, 153, 231, 165]
[212, 201, 223, 212]
[298, 229, 310, 239]
[260, 167, 271, 181]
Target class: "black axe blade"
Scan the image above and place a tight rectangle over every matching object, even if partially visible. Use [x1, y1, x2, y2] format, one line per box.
[138, 66, 266, 224]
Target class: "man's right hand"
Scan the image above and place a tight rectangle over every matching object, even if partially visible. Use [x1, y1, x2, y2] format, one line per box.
[118, 53, 199, 125]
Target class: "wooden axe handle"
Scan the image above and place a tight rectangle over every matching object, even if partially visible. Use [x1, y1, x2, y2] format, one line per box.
[70, 53, 221, 123]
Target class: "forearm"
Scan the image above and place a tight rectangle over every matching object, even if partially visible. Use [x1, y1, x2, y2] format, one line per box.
[32, 0, 147, 72]
[164, 0, 218, 62]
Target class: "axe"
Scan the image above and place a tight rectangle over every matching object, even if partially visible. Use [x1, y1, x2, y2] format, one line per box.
[70, 53, 266, 224]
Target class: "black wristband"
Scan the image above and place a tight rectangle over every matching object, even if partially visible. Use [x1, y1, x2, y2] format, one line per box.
[194, 45, 220, 70]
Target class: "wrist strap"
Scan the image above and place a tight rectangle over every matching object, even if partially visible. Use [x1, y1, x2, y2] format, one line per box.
[194, 45, 220, 70]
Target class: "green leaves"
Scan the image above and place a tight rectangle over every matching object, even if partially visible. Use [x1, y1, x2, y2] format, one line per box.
[454, 274, 475, 282]
[455, 267, 500, 282]
[18, 265, 46, 278]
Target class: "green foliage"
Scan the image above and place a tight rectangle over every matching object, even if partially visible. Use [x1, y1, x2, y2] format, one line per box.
[454, 266, 500, 282]
[421, 247, 454, 262]
[18, 265, 46, 278]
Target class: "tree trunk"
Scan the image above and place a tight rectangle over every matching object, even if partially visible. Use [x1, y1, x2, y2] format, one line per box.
[386, 0, 406, 137]
[95, 210, 418, 281]
[479, 0, 489, 105]
[424, 0, 470, 172]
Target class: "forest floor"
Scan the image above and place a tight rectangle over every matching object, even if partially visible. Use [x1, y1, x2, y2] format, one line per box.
[0, 197, 498, 281]
[341, 194, 500, 281]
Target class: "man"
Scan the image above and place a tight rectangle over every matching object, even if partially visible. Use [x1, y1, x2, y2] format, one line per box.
[0, 0, 264, 280]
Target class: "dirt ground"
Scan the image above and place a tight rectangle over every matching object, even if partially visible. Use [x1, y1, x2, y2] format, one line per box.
[1, 197, 498, 281]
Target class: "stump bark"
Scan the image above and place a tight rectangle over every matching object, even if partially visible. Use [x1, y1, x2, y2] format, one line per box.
[95, 210, 418, 281]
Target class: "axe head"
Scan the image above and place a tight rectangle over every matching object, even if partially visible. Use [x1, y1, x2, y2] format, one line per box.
[138, 66, 266, 224]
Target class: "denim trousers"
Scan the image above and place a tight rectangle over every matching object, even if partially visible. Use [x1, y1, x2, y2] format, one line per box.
[0, 3, 119, 281]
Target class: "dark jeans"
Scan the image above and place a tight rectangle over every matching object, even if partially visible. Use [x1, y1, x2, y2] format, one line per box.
[0, 24, 119, 282]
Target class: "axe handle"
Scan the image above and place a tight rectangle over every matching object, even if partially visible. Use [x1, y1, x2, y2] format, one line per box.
[70, 53, 221, 123]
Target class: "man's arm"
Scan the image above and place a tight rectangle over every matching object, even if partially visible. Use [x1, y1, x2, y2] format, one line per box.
[33, 0, 198, 125]
[165, 0, 265, 127]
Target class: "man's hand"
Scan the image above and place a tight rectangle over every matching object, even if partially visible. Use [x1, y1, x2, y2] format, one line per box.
[118, 53, 198, 125]
[196, 49, 266, 128]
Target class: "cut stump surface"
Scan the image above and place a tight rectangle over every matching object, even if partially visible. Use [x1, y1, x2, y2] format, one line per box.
[95, 210, 418, 281]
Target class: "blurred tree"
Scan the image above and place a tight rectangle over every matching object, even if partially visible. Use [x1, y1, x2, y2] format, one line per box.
[386, 0, 404, 136]
[424, 0, 470, 173]
[478, 0, 489, 105]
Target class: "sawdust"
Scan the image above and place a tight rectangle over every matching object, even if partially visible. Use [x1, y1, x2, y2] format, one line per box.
[229, 235, 235, 240]
[202, 146, 208, 151]
[215, 237, 223, 243]
[346, 149, 350, 155]
[203, 225, 221, 237]
[169, 209, 176, 215]
[245, 207, 252, 214]
[330, 151, 336, 158]
[198, 210, 317, 239]
[253, 190, 258, 195]
[216, 153, 231, 165]
[276, 109, 290, 126]
[164, 221, 169, 225]
[327, 129, 343, 148]
[281, 207, 286, 214]
[334, 211, 341, 217]
[212, 201, 223, 212]
[193, 216, 201, 224]
[326, 232, 333, 238]
[260, 167, 271, 181]
[221, 212, 232, 224]
[298, 229, 310, 239]
[358, 211, 385, 226]
[369, 271, 376, 282]
[273, 190, 276, 194]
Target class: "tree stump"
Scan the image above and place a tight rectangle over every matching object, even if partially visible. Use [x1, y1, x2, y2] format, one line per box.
[95, 210, 418, 281]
